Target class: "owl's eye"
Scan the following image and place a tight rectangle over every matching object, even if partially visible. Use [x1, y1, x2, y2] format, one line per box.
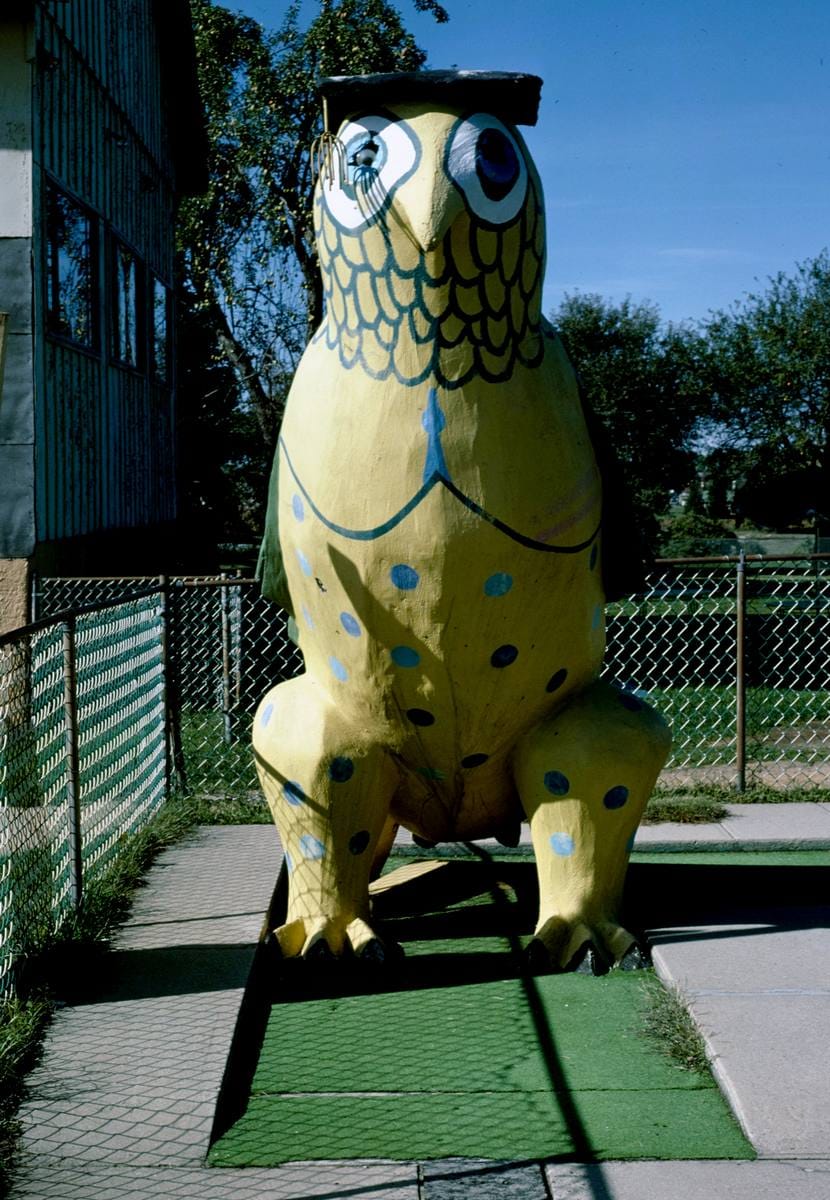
[350, 135, 381, 171]
[475, 128, 520, 200]
[446, 114, 528, 225]
[321, 114, 419, 231]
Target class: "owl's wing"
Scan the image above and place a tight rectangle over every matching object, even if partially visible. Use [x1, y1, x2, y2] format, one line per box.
[542, 322, 649, 599]
[576, 379, 650, 601]
[256, 448, 294, 618]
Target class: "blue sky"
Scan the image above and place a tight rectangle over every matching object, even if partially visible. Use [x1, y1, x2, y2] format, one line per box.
[231, 0, 830, 326]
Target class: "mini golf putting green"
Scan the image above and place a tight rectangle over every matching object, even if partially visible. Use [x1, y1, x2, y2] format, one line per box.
[209, 852, 755, 1166]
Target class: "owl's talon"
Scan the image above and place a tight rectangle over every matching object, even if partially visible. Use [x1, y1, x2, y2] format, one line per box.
[571, 941, 611, 976]
[305, 936, 335, 961]
[529, 915, 639, 974]
[357, 937, 386, 964]
[527, 936, 557, 975]
[619, 939, 651, 972]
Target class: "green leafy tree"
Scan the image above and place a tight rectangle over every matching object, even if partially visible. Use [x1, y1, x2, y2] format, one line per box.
[657, 512, 735, 558]
[551, 294, 705, 554]
[176, 0, 448, 551]
[700, 251, 830, 531]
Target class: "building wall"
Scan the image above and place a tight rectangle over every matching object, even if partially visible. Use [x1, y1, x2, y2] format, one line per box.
[0, 20, 35, 567]
[32, 0, 179, 556]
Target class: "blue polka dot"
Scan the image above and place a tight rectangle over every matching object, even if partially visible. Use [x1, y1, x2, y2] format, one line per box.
[284, 850, 294, 873]
[461, 753, 489, 768]
[292, 494, 305, 521]
[589, 543, 599, 570]
[550, 832, 575, 857]
[491, 644, 519, 668]
[620, 692, 642, 712]
[544, 770, 570, 795]
[592, 605, 603, 631]
[546, 668, 568, 694]
[283, 780, 305, 807]
[299, 834, 326, 861]
[406, 708, 435, 726]
[296, 548, 312, 576]
[302, 604, 314, 630]
[340, 612, 361, 637]
[391, 645, 420, 668]
[260, 702, 274, 727]
[328, 756, 354, 783]
[484, 572, 513, 597]
[604, 785, 629, 810]
[349, 830, 370, 855]
[390, 564, 419, 590]
[329, 656, 348, 682]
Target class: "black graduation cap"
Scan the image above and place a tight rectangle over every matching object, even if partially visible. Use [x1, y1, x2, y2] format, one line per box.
[318, 70, 543, 129]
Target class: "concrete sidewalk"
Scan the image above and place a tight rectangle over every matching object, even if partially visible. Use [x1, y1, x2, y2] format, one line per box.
[8, 807, 830, 1200]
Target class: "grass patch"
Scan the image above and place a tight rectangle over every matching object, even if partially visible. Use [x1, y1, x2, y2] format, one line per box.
[178, 792, 271, 824]
[655, 782, 830, 807]
[643, 781, 830, 824]
[644, 792, 729, 824]
[179, 710, 258, 795]
[639, 976, 711, 1075]
[0, 996, 51, 1197]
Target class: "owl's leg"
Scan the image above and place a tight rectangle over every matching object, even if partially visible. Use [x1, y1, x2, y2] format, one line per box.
[512, 680, 671, 974]
[253, 675, 399, 961]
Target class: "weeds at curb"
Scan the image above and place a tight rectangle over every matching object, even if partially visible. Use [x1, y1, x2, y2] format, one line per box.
[643, 793, 729, 824]
[639, 975, 711, 1075]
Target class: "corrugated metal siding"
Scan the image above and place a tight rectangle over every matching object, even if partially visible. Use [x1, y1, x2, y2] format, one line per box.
[32, 0, 180, 543]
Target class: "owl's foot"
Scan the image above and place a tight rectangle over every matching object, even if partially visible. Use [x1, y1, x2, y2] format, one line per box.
[271, 914, 400, 965]
[527, 915, 650, 976]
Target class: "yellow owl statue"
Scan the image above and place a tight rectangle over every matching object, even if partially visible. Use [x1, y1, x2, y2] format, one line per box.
[254, 70, 671, 974]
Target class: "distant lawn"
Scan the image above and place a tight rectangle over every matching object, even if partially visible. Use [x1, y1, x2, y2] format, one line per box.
[179, 684, 829, 801]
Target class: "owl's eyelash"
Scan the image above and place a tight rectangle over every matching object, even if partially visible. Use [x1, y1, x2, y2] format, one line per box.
[351, 164, 379, 193]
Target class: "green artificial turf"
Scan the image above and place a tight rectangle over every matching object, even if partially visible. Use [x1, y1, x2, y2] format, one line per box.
[209, 856, 754, 1167]
[631, 850, 830, 867]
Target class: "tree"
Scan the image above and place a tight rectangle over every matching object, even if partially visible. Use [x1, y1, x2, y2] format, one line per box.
[176, 0, 448, 552]
[699, 251, 830, 531]
[551, 294, 705, 554]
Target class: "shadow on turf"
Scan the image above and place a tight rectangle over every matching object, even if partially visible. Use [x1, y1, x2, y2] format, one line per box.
[208, 848, 826, 1187]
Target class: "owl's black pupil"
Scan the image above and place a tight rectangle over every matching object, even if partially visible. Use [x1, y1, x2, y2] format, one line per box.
[475, 128, 520, 201]
[354, 136, 379, 168]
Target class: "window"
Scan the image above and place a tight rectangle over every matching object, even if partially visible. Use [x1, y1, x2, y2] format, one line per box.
[45, 183, 97, 348]
[112, 239, 142, 368]
[150, 275, 170, 383]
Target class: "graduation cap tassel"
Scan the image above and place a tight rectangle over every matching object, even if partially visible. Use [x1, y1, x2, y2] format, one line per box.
[311, 95, 346, 188]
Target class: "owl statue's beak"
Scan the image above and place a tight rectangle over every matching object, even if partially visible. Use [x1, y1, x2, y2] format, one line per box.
[392, 170, 465, 253]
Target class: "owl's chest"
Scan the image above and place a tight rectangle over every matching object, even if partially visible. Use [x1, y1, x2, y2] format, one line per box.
[279, 340, 604, 731]
[280, 336, 599, 542]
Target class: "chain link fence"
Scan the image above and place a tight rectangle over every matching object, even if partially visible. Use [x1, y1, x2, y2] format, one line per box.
[0, 591, 167, 996]
[4, 556, 828, 995]
[604, 556, 830, 789]
[32, 557, 830, 797]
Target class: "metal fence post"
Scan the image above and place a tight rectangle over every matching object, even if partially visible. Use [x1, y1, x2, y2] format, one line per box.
[158, 576, 173, 798]
[60, 616, 83, 906]
[159, 577, 187, 791]
[220, 572, 234, 744]
[735, 551, 747, 793]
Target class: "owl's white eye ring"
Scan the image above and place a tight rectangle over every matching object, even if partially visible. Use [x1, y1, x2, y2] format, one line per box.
[321, 114, 419, 231]
[445, 113, 528, 226]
